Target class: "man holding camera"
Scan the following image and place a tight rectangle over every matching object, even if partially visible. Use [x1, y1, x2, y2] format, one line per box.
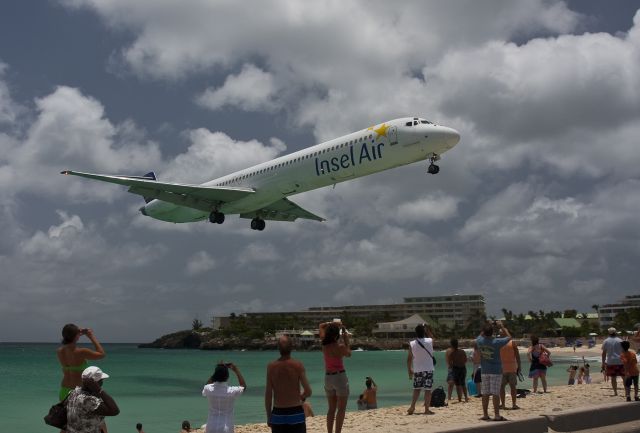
[407, 323, 436, 415]
[476, 321, 511, 422]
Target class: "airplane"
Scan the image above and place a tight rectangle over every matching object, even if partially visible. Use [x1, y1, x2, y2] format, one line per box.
[61, 117, 460, 231]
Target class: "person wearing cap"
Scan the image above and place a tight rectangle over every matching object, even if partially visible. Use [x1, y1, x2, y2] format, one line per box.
[202, 362, 246, 433]
[602, 327, 624, 396]
[65, 366, 120, 433]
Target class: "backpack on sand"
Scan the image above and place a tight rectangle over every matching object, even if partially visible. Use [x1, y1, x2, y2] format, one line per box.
[430, 386, 447, 407]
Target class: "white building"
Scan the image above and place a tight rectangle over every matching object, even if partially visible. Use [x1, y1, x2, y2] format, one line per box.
[599, 295, 640, 328]
[373, 314, 429, 338]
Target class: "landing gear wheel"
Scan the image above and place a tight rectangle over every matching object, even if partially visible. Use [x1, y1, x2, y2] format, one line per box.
[209, 211, 225, 224]
[427, 154, 440, 175]
[251, 218, 266, 231]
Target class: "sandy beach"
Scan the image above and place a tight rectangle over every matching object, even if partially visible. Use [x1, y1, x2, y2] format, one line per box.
[192, 346, 631, 433]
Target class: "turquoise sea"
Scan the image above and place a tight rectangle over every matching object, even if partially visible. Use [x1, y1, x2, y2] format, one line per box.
[0, 344, 590, 433]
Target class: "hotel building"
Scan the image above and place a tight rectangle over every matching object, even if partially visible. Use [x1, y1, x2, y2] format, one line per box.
[232, 294, 486, 329]
[598, 295, 640, 328]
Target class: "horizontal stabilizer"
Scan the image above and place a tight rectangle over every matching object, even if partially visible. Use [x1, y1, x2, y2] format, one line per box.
[61, 170, 254, 212]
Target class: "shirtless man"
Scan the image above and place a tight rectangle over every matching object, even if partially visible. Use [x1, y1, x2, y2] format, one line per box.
[265, 336, 313, 433]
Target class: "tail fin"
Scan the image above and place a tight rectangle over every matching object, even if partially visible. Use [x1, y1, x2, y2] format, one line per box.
[142, 171, 157, 203]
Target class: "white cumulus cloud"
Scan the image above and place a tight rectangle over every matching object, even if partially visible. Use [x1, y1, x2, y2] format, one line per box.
[186, 251, 216, 276]
[395, 194, 461, 223]
[196, 64, 278, 112]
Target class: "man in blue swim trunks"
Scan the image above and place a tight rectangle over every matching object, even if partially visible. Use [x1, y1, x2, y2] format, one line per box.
[265, 336, 312, 433]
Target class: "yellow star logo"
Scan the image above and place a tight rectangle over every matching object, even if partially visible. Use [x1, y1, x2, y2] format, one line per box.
[373, 123, 389, 138]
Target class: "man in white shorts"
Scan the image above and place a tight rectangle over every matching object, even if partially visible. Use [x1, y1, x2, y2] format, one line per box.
[475, 321, 511, 421]
[407, 323, 436, 415]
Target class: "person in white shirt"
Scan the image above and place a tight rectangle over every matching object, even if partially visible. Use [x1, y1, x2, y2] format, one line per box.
[406, 323, 436, 415]
[601, 328, 624, 396]
[202, 362, 247, 433]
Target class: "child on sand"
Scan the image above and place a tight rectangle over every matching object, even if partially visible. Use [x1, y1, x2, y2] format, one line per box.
[577, 367, 585, 384]
[180, 420, 191, 433]
[620, 341, 639, 402]
[567, 365, 578, 385]
[302, 398, 314, 417]
[472, 346, 482, 397]
[584, 363, 592, 384]
[357, 394, 367, 410]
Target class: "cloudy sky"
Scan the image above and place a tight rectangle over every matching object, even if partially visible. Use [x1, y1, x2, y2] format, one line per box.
[2, 1, 640, 342]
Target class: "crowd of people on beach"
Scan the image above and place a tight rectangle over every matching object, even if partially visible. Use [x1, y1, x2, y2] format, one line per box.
[52, 321, 640, 433]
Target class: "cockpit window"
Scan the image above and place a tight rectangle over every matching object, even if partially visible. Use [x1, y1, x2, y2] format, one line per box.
[405, 121, 412, 126]
[420, 120, 433, 124]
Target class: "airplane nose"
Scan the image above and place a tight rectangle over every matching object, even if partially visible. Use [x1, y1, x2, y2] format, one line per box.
[139, 206, 148, 216]
[447, 127, 460, 147]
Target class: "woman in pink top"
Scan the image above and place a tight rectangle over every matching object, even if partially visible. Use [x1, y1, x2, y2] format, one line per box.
[320, 321, 351, 433]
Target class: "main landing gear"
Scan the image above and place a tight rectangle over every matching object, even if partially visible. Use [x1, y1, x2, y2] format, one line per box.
[250, 218, 266, 231]
[427, 154, 440, 175]
[209, 211, 225, 224]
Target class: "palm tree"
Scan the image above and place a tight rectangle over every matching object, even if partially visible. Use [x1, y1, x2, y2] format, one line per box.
[592, 304, 599, 313]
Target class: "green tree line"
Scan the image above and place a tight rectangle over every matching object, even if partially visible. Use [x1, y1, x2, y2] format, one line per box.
[189, 306, 640, 340]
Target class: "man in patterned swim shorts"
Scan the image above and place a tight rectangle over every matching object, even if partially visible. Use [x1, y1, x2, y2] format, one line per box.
[475, 321, 511, 422]
[407, 323, 436, 415]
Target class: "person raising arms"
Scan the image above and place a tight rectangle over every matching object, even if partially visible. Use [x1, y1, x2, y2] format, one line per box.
[320, 321, 351, 433]
[56, 324, 106, 402]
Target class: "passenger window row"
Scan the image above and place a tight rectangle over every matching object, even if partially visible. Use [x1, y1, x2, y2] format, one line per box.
[216, 133, 374, 186]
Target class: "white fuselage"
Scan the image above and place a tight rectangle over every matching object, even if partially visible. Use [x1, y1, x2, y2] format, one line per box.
[143, 117, 460, 222]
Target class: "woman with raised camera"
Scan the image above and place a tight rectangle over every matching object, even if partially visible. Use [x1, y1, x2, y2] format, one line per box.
[319, 320, 351, 433]
[56, 324, 106, 402]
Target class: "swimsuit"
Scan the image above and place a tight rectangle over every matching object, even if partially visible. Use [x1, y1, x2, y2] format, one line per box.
[62, 360, 89, 372]
[270, 406, 306, 433]
[60, 360, 88, 401]
[323, 348, 349, 397]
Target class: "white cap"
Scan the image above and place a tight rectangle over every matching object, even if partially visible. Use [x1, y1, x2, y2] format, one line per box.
[82, 366, 110, 381]
[608, 327, 617, 335]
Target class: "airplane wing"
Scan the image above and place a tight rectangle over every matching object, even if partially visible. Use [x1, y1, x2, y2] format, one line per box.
[61, 170, 254, 212]
[240, 198, 325, 222]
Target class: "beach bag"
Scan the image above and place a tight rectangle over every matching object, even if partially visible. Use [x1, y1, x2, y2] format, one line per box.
[430, 386, 446, 407]
[539, 351, 553, 367]
[466, 379, 477, 396]
[44, 397, 67, 429]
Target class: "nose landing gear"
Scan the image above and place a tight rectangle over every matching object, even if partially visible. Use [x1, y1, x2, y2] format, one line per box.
[427, 154, 440, 175]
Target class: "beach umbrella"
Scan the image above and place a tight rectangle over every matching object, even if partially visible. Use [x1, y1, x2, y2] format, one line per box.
[588, 332, 597, 336]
